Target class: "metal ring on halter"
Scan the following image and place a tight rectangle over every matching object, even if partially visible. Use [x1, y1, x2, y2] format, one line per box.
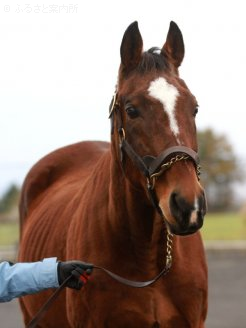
[146, 176, 156, 190]
[118, 127, 126, 143]
[108, 92, 118, 118]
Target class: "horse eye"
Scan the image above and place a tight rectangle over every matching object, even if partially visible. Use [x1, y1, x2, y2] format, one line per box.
[125, 106, 139, 119]
[193, 106, 199, 117]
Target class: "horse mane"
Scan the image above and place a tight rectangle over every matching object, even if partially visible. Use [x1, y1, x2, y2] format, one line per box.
[136, 47, 170, 74]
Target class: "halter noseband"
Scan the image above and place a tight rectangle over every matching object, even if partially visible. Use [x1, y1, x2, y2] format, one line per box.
[109, 92, 201, 216]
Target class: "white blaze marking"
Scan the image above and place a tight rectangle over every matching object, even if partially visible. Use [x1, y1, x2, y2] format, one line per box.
[148, 77, 180, 136]
[190, 197, 199, 224]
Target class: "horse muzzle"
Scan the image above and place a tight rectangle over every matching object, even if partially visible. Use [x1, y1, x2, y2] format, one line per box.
[162, 191, 207, 236]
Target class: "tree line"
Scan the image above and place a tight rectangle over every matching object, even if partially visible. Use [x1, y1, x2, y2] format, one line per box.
[198, 128, 243, 211]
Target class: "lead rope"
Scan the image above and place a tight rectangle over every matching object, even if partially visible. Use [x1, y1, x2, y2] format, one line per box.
[27, 232, 173, 327]
[26, 275, 73, 328]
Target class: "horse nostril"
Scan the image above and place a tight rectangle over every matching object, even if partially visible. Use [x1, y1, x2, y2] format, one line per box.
[170, 192, 189, 217]
[170, 192, 177, 209]
[165, 191, 206, 236]
[168, 191, 206, 235]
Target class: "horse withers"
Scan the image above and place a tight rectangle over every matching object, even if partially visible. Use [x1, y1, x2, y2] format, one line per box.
[18, 21, 207, 327]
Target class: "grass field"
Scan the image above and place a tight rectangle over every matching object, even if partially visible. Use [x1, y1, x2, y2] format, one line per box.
[0, 212, 246, 246]
[201, 212, 246, 240]
[0, 222, 19, 246]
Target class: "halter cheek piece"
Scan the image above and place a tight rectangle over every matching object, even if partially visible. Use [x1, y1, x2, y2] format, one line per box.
[109, 92, 201, 216]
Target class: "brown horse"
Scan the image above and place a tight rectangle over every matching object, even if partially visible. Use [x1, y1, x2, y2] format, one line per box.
[18, 21, 208, 327]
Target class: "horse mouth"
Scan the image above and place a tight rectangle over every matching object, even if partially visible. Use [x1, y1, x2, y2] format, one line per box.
[164, 218, 204, 236]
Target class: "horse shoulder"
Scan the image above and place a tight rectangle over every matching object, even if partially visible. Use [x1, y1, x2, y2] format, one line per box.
[19, 141, 110, 224]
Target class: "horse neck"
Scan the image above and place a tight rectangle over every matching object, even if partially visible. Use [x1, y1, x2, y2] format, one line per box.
[109, 153, 167, 268]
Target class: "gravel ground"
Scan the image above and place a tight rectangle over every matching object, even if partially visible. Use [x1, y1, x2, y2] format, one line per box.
[206, 249, 246, 328]
[0, 248, 245, 328]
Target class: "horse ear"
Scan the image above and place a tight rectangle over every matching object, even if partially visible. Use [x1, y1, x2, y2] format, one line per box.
[120, 21, 143, 72]
[162, 21, 184, 68]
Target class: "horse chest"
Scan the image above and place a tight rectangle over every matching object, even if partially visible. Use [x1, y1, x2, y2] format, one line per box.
[68, 284, 195, 328]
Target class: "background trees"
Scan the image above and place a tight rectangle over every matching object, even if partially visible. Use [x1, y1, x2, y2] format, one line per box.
[0, 184, 20, 221]
[0, 184, 20, 214]
[198, 128, 244, 211]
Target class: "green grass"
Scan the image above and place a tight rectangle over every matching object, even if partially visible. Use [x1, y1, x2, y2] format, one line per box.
[0, 222, 19, 246]
[0, 212, 246, 246]
[201, 212, 246, 240]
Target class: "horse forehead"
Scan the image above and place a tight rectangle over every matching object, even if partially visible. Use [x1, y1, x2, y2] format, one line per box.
[148, 77, 180, 136]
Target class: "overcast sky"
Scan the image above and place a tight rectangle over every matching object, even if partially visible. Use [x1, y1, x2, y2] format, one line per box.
[0, 0, 246, 197]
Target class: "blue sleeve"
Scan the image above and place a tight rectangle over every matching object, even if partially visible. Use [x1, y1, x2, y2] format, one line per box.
[0, 258, 59, 302]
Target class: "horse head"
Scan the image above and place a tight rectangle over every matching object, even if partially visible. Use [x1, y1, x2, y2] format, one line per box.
[110, 21, 206, 236]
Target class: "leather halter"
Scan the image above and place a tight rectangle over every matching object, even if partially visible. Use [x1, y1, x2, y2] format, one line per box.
[109, 92, 201, 216]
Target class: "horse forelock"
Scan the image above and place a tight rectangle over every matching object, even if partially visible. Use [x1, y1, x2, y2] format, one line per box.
[136, 47, 170, 74]
[118, 47, 170, 81]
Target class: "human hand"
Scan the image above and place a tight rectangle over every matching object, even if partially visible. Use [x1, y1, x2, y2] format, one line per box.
[57, 260, 93, 290]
